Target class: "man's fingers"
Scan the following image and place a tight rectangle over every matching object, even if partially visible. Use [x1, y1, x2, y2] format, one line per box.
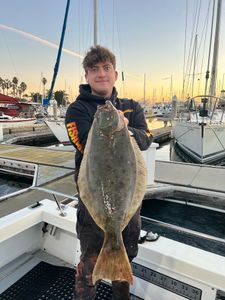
[118, 110, 129, 126]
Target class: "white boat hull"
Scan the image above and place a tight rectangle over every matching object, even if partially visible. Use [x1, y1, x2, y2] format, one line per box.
[172, 119, 225, 163]
[45, 119, 70, 145]
[1, 199, 225, 299]
[0, 118, 36, 128]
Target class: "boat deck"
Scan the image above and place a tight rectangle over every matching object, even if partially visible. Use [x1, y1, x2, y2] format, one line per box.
[0, 251, 142, 300]
[0, 144, 75, 167]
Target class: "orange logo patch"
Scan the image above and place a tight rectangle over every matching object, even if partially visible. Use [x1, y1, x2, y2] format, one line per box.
[66, 122, 83, 153]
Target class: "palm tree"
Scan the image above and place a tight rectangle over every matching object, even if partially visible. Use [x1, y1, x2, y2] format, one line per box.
[0, 77, 4, 93]
[20, 82, 27, 93]
[12, 77, 18, 97]
[1, 80, 6, 95]
[42, 77, 47, 98]
[18, 82, 27, 99]
[4, 79, 12, 96]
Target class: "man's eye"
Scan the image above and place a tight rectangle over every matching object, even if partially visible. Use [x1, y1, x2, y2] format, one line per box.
[104, 66, 111, 71]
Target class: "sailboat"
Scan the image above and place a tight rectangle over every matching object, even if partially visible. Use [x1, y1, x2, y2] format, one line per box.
[172, 0, 225, 164]
[44, 0, 100, 147]
[45, 116, 71, 145]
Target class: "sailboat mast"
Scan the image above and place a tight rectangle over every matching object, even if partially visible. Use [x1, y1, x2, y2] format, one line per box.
[47, 0, 70, 102]
[191, 35, 198, 97]
[209, 0, 222, 96]
[94, 0, 98, 46]
[143, 74, 146, 101]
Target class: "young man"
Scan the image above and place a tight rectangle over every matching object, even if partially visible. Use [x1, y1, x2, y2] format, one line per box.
[65, 45, 152, 300]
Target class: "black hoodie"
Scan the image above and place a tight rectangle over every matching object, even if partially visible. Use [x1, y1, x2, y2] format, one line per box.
[65, 84, 153, 175]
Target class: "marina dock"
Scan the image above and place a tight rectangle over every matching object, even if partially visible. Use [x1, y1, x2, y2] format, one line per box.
[151, 126, 171, 143]
[1, 122, 172, 146]
[1, 123, 58, 145]
[0, 144, 76, 217]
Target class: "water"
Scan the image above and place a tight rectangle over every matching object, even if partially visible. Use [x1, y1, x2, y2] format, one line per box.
[146, 118, 179, 162]
[0, 173, 32, 197]
[146, 117, 165, 130]
[141, 199, 225, 257]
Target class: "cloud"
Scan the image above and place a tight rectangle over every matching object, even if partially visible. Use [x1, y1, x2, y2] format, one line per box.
[0, 23, 84, 59]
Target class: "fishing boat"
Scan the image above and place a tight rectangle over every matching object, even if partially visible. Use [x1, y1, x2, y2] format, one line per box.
[1, 0, 225, 298]
[0, 145, 225, 299]
[0, 111, 36, 128]
[0, 93, 36, 118]
[172, 0, 225, 164]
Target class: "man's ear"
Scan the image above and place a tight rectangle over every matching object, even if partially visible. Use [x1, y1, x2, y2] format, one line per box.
[115, 71, 118, 81]
[85, 73, 88, 83]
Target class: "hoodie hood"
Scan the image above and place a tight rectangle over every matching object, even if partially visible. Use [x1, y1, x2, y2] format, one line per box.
[77, 84, 118, 105]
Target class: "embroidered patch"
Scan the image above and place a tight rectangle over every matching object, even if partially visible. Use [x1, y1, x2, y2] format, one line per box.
[66, 122, 83, 153]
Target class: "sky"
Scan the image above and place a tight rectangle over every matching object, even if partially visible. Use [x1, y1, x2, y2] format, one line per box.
[1, 0, 225, 102]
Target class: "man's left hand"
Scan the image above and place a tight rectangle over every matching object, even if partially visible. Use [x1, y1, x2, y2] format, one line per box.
[118, 110, 129, 126]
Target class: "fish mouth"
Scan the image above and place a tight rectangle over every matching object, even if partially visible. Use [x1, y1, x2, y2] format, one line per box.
[98, 100, 115, 111]
[96, 101, 120, 131]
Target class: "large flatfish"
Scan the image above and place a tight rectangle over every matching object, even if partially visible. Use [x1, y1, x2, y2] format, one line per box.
[78, 100, 147, 284]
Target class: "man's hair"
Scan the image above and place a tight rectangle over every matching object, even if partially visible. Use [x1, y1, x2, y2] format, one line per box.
[83, 45, 116, 72]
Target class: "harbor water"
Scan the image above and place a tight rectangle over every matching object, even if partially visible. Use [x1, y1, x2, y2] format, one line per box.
[146, 118, 181, 162]
[0, 172, 31, 197]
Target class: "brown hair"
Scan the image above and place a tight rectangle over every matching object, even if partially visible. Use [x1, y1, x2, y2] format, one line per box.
[83, 45, 116, 72]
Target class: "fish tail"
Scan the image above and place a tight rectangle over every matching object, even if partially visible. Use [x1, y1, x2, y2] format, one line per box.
[92, 233, 133, 285]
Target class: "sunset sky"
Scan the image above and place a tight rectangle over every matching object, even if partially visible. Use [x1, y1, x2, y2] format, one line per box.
[1, 0, 225, 102]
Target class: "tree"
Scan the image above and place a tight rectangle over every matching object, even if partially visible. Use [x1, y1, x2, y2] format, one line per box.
[4, 79, 12, 95]
[1, 80, 6, 95]
[20, 82, 27, 93]
[32, 93, 42, 103]
[18, 82, 27, 99]
[54, 90, 65, 106]
[0, 77, 3, 93]
[42, 77, 47, 98]
[12, 77, 18, 96]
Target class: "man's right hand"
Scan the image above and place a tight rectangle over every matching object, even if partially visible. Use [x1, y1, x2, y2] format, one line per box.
[118, 110, 129, 126]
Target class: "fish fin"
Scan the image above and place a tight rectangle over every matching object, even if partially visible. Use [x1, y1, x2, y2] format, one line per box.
[92, 233, 133, 285]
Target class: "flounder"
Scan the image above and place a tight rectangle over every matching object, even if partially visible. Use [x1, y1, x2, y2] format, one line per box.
[78, 100, 147, 284]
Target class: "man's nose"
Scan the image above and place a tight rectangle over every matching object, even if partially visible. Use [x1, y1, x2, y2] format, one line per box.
[97, 68, 106, 76]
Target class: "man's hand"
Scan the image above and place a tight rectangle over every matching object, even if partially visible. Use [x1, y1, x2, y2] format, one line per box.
[118, 110, 129, 126]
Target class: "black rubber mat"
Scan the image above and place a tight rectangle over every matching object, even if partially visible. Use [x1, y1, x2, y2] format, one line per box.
[0, 261, 75, 300]
[0, 261, 142, 300]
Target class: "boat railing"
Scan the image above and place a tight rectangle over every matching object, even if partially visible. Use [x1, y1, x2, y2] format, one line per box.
[0, 159, 38, 202]
[0, 160, 78, 212]
[29, 186, 79, 216]
[189, 95, 225, 124]
[142, 216, 225, 245]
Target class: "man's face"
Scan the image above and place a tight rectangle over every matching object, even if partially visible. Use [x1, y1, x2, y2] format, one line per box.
[85, 61, 118, 98]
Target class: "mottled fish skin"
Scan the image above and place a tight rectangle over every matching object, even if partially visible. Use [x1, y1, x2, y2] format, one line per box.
[78, 101, 147, 284]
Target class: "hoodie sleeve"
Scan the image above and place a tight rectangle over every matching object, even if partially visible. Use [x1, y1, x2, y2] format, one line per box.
[65, 102, 92, 153]
[127, 101, 153, 151]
